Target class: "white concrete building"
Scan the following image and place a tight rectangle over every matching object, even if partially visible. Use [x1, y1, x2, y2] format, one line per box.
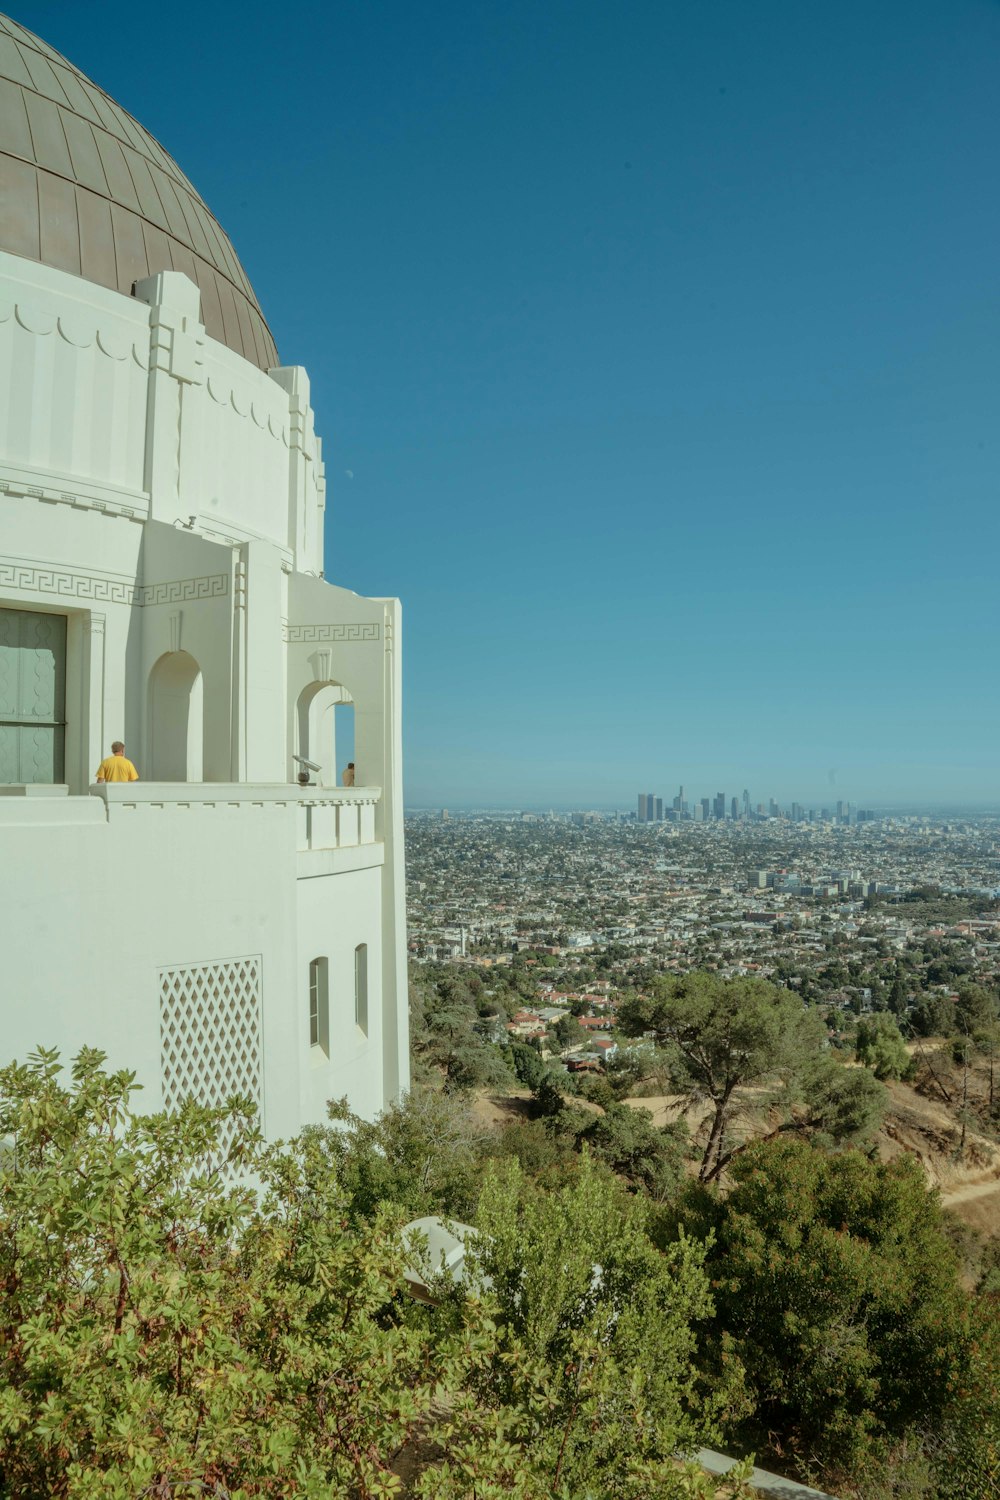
[0, 14, 408, 1133]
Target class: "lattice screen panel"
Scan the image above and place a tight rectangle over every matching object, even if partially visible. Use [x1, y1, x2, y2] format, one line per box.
[158, 956, 263, 1168]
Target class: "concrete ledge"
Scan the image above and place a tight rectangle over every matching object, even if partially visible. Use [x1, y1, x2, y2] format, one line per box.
[0, 797, 105, 826]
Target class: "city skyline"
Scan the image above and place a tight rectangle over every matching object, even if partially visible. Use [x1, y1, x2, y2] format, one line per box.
[408, 795, 1000, 816]
[21, 0, 1000, 808]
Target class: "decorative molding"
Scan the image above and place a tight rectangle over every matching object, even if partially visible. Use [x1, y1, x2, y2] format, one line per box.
[205, 370, 289, 445]
[87, 611, 107, 636]
[137, 576, 228, 607]
[0, 560, 134, 605]
[309, 648, 333, 683]
[168, 610, 183, 653]
[285, 622, 381, 644]
[1, 476, 146, 523]
[0, 558, 229, 609]
[0, 300, 149, 368]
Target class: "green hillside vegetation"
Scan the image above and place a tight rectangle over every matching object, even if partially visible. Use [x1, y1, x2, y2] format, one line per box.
[3, 962, 999, 1498]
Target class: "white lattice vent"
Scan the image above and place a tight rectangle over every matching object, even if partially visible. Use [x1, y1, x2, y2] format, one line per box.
[158, 956, 263, 1169]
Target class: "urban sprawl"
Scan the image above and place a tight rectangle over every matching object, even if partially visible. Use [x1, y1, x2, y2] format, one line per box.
[407, 807, 1000, 1067]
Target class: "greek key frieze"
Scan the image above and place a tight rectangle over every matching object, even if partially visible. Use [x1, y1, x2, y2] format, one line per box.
[0, 562, 134, 604]
[0, 559, 230, 608]
[135, 575, 230, 606]
[285, 622, 381, 643]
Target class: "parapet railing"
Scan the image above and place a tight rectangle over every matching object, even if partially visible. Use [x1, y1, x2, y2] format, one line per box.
[85, 782, 381, 853]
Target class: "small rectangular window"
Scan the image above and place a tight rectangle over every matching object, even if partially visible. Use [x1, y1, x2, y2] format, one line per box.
[354, 943, 368, 1035]
[309, 957, 329, 1055]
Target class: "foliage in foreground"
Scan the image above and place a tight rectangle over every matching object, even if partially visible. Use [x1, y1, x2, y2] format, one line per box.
[0, 1049, 731, 1500]
[665, 1137, 1000, 1495]
[465, 1158, 740, 1495]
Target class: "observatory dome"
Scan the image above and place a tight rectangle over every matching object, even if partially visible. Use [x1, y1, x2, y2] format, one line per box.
[0, 12, 277, 369]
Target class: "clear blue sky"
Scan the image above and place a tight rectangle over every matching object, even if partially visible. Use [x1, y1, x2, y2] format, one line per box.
[19, 0, 1000, 809]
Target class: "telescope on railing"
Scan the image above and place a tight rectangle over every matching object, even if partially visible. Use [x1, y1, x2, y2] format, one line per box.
[293, 754, 321, 785]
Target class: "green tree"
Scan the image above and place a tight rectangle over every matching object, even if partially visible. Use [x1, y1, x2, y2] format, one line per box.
[618, 973, 819, 1180]
[931, 1294, 1000, 1498]
[954, 981, 999, 1034]
[576, 1103, 687, 1200]
[322, 1085, 489, 1221]
[855, 1012, 912, 1080]
[409, 964, 517, 1092]
[509, 1039, 546, 1090]
[0, 1049, 740, 1500]
[910, 992, 955, 1038]
[551, 1013, 588, 1049]
[668, 1138, 989, 1490]
[443, 1156, 742, 1500]
[0, 1049, 475, 1498]
[798, 1055, 887, 1147]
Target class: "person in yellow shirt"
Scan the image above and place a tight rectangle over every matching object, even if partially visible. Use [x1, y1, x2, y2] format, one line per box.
[95, 741, 139, 783]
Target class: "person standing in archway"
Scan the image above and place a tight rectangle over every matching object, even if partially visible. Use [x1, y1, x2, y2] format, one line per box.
[341, 761, 355, 787]
[95, 741, 139, 782]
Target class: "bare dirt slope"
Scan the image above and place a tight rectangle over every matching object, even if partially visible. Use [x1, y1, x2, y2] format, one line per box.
[623, 1074, 1000, 1236]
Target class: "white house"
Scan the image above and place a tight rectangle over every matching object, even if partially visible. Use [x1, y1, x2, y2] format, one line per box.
[0, 12, 408, 1134]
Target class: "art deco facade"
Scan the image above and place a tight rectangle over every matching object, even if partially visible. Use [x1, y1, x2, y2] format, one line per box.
[0, 13, 408, 1131]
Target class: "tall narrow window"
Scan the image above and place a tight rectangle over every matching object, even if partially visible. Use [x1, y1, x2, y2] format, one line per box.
[354, 944, 368, 1035]
[309, 957, 329, 1055]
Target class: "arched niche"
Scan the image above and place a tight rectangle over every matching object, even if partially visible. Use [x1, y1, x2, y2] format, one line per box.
[149, 651, 203, 781]
[296, 679, 354, 786]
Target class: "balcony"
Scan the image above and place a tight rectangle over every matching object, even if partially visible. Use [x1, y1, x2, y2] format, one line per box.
[87, 781, 382, 871]
[2, 783, 383, 876]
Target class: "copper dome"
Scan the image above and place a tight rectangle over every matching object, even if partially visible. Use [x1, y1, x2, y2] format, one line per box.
[0, 12, 278, 369]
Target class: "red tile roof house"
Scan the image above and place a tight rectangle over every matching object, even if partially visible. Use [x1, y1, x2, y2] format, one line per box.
[507, 1010, 547, 1039]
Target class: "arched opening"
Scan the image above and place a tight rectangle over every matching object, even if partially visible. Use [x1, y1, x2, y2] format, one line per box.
[296, 680, 354, 786]
[149, 651, 203, 781]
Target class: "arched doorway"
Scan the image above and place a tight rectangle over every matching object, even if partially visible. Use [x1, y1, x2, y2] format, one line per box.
[295, 680, 354, 786]
[149, 651, 203, 781]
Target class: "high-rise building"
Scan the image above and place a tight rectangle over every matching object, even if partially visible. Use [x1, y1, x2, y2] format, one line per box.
[713, 792, 725, 821]
[701, 797, 711, 822]
[637, 793, 648, 822]
[655, 797, 663, 821]
[730, 796, 738, 821]
[742, 789, 751, 821]
[769, 798, 780, 818]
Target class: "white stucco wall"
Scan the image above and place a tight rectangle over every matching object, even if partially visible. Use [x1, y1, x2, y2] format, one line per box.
[0, 250, 408, 1134]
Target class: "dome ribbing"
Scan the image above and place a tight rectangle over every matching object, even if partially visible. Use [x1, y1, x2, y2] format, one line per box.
[0, 13, 278, 369]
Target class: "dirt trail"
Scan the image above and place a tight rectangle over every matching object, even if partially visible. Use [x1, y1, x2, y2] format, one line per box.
[942, 1175, 1000, 1207]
